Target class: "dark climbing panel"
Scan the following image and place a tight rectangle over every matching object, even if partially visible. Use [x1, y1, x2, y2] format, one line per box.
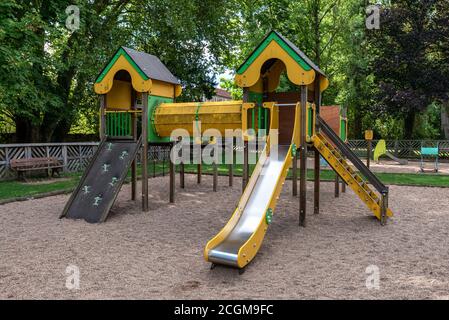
[61, 138, 141, 223]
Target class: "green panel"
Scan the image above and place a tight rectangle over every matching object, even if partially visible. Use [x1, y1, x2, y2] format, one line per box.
[307, 106, 313, 137]
[95, 48, 149, 83]
[340, 119, 346, 141]
[237, 32, 312, 75]
[248, 91, 264, 131]
[148, 95, 174, 143]
[106, 112, 131, 137]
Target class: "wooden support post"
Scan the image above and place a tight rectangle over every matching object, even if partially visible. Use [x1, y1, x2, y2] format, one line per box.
[229, 164, 233, 187]
[169, 143, 175, 203]
[141, 93, 149, 212]
[242, 88, 249, 193]
[299, 85, 308, 227]
[131, 93, 137, 201]
[180, 162, 185, 189]
[334, 175, 340, 198]
[213, 162, 218, 192]
[131, 112, 137, 200]
[365, 130, 373, 168]
[243, 141, 249, 192]
[367, 139, 372, 168]
[313, 78, 321, 215]
[380, 192, 388, 226]
[292, 151, 298, 196]
[228, 138, 233, 187]
[314, 149, 320, 214]
[197, 163, 202, 184]
[99, 95, 106, 140]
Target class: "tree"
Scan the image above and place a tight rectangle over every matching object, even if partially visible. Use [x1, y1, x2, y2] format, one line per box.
[368, 0, 449, 139]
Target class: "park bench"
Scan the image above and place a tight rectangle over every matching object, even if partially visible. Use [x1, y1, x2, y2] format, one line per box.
[10, 157, 64, 180]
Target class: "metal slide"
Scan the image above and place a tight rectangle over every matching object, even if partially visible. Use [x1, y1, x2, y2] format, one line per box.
[205, 103, 299, 269]
[385, 151, 408, 165]
[60, 136, 142, 223]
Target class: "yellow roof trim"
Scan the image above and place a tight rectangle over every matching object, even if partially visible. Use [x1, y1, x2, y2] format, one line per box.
[235, 40, 316, 89]
[94, 55, 152, 94]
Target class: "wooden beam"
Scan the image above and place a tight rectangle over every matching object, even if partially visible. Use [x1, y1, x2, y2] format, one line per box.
[242, 88, 249, 193]
[334, 175, 340, 198]
[169, 143, 175, 203]
[213, 161, 218, 192]
[131, 112, 137, 201]
[99, 94, 106, 140]
[180, 162, 185, 189]
[314, 78, 321, 214]
[197, 163, 202, 184]
[142, 93, 149, 211]
[299, 85, 308, 227]
[292, 152, 298, 196]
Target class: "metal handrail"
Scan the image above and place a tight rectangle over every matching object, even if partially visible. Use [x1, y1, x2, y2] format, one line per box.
[317, 115, 389, 194]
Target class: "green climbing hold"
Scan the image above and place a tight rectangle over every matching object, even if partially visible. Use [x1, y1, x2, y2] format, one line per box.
[265, 208, 273, 225]
[291, 144, 297, 157]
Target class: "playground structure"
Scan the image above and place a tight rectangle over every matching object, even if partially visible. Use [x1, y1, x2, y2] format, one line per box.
[61, 31, 394, 270]
[374, 139, 408, 165]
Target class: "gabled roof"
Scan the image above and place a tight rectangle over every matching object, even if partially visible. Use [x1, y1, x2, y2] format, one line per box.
[236, 30, 326, 78]
[95, 47, 179, 85]
[121, 47, 179, 84]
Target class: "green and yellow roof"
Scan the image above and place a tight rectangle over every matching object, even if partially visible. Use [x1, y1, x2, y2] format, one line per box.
[94, 46, 182, 97]
[235, 30, 329, 93]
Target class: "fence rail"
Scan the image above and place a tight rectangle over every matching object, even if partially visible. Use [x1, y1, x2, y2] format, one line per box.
[346, 140, 449, 159]
[1, 139, 448, 180]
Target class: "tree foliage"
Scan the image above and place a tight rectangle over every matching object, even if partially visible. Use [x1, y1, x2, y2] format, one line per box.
[0, 0, 448, 142]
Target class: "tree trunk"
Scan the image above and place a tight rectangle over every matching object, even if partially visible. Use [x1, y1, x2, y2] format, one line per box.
[14, 117, 41, 143]
[404, 110, 416, 139]
[352, 108, 363, 139]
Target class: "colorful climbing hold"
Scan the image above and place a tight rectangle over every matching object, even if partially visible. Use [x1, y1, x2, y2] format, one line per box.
[265, 208, 273, 225]
[102, 163, 110, 173]
[109, 177, 118, 187]
[119, 151, 129, 160]
[93, 196, 102, 206]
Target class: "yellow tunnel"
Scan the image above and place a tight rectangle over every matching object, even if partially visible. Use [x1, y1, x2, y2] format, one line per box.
[152, 101, 255, 138]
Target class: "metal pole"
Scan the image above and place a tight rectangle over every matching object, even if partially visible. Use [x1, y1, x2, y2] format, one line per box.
[142, 92, 149, 211]
[299, 85, 308, 227]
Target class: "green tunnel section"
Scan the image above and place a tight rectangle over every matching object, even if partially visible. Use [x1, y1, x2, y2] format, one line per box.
[148, 95, 174, 143]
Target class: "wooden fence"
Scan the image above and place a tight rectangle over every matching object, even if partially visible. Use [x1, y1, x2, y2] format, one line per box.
[1, 140, 448, 180]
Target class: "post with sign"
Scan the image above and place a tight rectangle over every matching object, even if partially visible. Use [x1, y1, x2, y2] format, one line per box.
[365, 130, 373, 168]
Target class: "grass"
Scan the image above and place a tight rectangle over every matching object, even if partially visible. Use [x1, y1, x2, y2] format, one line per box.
[0, 162, 448, 202]
[181, 163, 449, 187]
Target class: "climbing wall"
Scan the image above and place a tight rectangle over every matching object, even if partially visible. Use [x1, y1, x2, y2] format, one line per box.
[61, 138, 141, 223]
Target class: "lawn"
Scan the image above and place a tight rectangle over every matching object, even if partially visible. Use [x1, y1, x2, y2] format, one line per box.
[0, 162, 448, 202]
